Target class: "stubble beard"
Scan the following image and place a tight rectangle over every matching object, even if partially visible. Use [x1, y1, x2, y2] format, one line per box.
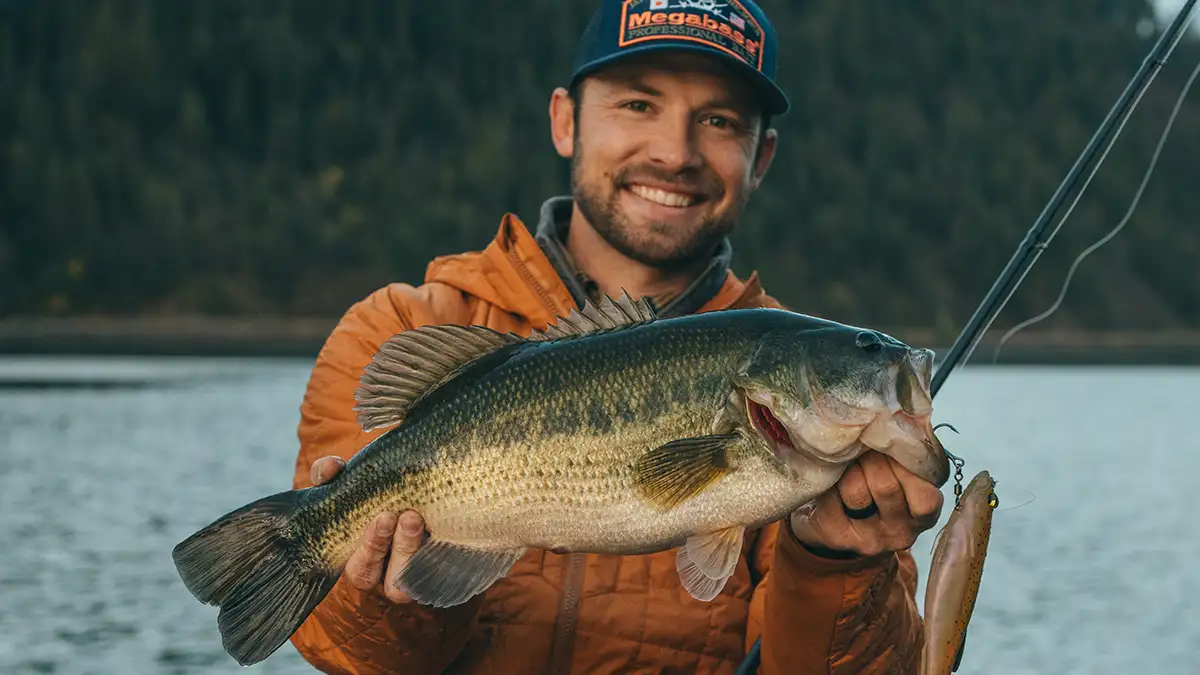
[570, 136, 747, 272]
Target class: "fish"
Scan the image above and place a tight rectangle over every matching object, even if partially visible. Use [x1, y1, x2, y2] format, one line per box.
[920, 470, 998, 674]
[171, 293, 952, 666]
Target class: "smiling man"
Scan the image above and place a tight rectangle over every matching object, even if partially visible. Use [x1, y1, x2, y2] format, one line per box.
[288, 1, 943, 673]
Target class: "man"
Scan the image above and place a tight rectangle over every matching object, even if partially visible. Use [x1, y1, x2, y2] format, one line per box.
[289, 0, 944, 672]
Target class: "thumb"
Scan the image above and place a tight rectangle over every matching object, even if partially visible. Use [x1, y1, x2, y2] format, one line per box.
[309, 456, 346, 486]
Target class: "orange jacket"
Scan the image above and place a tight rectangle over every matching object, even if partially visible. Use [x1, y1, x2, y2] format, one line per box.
[288, 212, 925, 674]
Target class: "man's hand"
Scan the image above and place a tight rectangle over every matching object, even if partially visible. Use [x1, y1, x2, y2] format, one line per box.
[789, 451, 944, 558]
[309, 455, 427, 603]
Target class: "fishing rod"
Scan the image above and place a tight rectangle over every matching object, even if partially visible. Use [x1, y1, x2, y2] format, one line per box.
[929, 0, 1199, 396]
[736, 3, 1199, 673]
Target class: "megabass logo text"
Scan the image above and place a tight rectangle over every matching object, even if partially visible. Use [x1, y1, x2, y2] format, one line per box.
[618, 0, 765, 71]
[627, 11, 759, 55]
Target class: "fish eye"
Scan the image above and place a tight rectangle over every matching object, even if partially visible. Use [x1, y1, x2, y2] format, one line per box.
[987, 492, 999, 508]
[854, 331, 883, 353]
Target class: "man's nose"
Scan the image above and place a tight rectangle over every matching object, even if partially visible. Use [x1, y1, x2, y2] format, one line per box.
[644, 119, 703, 171]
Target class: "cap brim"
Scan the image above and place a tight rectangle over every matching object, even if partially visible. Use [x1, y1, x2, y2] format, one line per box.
[570, 42, 790, 117]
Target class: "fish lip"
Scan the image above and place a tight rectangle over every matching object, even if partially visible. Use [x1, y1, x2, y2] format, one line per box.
[908, 348, 934, 395]
[805, 359, 946, 485]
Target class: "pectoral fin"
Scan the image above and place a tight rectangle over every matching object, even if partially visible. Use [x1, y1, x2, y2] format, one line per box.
[396, 540, 525, 608]
[675, 526, 744, 602]
[632, 434, 739, 510]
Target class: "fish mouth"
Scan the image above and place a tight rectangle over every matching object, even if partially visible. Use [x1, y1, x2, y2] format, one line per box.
[741, 371, 950, 487]
[742, 392, 868, 470]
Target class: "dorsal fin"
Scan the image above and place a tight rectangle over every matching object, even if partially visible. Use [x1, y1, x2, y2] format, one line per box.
[353, 292, 658, 432]
[354, 324, 524, 432]
[528, 291, 658, 341]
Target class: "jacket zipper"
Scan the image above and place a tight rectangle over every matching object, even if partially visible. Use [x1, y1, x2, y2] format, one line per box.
[548, 553, 586, 674]
[506, 248, 587, 675]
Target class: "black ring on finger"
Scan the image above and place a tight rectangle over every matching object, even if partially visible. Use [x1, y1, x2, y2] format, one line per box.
[843, 501, 879, 520]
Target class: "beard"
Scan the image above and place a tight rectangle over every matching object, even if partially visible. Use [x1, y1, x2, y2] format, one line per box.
[570, 136, 747, 271]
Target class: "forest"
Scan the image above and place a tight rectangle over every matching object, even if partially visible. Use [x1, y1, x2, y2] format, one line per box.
[3, 0, 1199, 338]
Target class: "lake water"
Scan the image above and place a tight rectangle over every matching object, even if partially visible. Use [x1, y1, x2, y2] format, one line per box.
[0, 356, 1196, 674]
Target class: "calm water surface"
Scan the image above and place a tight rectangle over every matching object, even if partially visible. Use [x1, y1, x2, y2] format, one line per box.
[0, 356, 1195, 674]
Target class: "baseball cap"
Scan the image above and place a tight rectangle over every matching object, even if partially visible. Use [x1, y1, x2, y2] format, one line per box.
[569, 0, 790, 116]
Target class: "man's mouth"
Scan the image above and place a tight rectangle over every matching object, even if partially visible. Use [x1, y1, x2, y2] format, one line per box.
[626, 183, 704, 208]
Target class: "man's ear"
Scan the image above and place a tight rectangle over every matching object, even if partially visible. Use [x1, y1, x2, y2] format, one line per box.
[749, 127, 778, 191]
[549, 86, 576, 159]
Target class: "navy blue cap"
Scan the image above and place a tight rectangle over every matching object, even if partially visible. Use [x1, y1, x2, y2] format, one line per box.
[570, 0, 790, 116]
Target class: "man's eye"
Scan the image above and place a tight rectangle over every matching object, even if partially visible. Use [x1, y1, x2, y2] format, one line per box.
[703, 115, 734, 129]
[623, 100, 651, 112]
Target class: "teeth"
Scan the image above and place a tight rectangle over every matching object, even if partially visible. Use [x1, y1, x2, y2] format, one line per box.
[628, 184, 697, 207]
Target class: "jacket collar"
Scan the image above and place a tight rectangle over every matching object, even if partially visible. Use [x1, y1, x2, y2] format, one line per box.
[424, 202, 779, 329]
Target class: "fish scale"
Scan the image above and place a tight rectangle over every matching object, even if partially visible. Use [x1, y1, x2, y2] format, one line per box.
[171, 294, 950, 667]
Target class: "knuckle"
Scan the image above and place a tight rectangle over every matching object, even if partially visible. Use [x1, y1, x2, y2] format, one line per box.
[873, 478, 903, 502]
[345, 565, 380, 590]
[839, 483, 873, 508]
[911, 490, 944, 518]
[362, 532, 392, 556]
[392, 533, 424, 556]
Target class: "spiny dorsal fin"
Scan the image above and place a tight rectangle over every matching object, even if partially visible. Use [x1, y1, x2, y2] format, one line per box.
[528, 291, 658, 341]
[354, 324, 524, 432]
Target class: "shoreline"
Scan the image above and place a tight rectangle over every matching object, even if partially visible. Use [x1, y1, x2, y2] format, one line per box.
[2, 316, 1200, 365]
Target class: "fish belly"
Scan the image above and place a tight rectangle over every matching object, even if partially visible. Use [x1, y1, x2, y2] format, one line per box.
[409, 439, 829, 555]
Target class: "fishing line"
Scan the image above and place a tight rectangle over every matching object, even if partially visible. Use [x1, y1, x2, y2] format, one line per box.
[992, 52, 1200, 362]
[738, 7, 1199, 672]
[995, 485, 1037, 514]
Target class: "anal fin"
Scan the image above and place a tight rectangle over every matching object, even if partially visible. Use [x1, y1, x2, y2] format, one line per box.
[675, 526, 744, 602]
[632, 434, 739, 510]
[397, 540, 524, 608]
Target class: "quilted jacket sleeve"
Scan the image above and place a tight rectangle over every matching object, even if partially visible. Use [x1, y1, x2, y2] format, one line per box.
[287, 285, 483, 675]
[746, 521, 924, 674]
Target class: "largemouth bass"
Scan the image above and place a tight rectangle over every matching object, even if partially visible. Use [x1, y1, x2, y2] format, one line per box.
[920, 470, 998, 674]
[173, 294, 951, 666]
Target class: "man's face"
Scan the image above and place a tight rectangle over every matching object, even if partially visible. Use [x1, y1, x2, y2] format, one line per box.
[552, 51, 777, 270]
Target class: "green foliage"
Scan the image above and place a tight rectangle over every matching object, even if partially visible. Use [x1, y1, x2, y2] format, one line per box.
[2, 0, 1198, 330]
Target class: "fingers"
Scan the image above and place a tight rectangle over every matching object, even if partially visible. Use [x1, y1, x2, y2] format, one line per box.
[312, 456, 429, 604]
[792, 452, 947, 558]
[383, 510, 427, 603]
[891, 455, 945, 525]
[344, 511, 399, 591]
[309, 456, 346, 487]
[836, 461, 874, 512]
[859, 452, 908, 523]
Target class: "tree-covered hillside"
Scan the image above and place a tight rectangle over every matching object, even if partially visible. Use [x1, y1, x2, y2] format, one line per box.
[2, 0, 1198, 334]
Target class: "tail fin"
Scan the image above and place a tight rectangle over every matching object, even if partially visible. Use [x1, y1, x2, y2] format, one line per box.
[171, 490, 339, 666]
